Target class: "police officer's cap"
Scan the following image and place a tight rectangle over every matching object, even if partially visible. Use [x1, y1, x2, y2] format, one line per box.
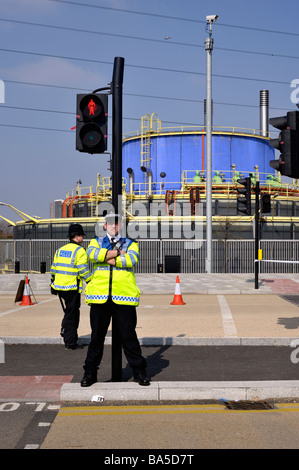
[68, 223, 85, 237]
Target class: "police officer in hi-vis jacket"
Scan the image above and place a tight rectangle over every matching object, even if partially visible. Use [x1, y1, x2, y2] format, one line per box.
[81, 213, 150, 387]
[51, 223, 91, 350]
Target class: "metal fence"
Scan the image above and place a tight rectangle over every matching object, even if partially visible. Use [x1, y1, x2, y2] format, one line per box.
[1, 239, 299, 274]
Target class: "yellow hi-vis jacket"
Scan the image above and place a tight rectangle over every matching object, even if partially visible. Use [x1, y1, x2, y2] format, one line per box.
[51, 242, 92, 293]
[85, 236, 140, 306]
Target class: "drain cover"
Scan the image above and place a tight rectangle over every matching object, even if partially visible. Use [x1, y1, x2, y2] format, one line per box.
[223, 400, 274, 410]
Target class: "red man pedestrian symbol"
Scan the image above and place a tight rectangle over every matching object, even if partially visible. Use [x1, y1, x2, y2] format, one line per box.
[88, 99, 96, 116]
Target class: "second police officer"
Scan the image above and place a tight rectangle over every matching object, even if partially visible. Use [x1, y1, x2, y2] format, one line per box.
[51, 223, 91, 350]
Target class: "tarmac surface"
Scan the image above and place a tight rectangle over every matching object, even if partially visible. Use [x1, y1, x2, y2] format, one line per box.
[1, 272, 299, 402]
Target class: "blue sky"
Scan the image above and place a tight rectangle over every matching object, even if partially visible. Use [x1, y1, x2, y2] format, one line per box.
[0, 0, 298, 222]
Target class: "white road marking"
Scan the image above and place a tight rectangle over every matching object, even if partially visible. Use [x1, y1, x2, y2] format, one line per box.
[217, 295, 238, 337]
[0, 298, 56, 318]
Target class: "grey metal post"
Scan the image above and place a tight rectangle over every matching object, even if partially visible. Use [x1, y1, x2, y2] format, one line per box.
[205, 17, 217, 273]
[255, 181, 260, 289]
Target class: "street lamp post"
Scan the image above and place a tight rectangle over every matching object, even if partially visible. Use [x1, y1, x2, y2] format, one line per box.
[205, 14, 218, 273]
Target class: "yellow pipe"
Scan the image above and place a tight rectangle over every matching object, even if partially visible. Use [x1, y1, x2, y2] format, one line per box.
[0, 202, 39, 223]
[0, 214, 16, 226]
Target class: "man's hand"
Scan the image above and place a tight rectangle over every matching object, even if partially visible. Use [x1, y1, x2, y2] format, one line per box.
[105, 249, 118, 261]
[105, 249, 125, 266]
[106, 249, 125, 261]
[106, 258, 116, 266]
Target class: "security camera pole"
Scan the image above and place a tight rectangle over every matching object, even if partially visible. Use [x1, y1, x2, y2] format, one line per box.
[111, 56, 124, 382]
[205, 15, 218, 273]
[254, 181, 260, 289]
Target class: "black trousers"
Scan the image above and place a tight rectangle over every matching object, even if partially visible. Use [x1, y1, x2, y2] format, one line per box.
[83, 299, 147, 376]
[58, 290, 81, 347]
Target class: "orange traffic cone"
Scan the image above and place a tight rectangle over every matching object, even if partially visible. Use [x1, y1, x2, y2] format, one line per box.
[20, 276, 35, 306]
[170, 276, 186, 305]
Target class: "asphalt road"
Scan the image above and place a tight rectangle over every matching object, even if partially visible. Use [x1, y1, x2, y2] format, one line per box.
[1, 344, 299, 383]
[2, 345, 299, 452]
[0, 401, 59, 449]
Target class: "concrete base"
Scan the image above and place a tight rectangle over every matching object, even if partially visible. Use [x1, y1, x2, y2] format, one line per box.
[1, 336, 297, 346]
[60, 380, 299, 402]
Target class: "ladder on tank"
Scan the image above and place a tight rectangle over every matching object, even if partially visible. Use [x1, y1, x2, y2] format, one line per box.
[140, 113, 161, 192]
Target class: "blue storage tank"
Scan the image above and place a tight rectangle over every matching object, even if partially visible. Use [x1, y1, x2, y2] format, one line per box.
[123, 129, 275, 194]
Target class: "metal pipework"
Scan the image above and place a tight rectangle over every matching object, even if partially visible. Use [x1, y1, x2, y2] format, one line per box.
[141, 166, 153, 196]
[260, 90, 269, 137]
[126, 167, 134, 194]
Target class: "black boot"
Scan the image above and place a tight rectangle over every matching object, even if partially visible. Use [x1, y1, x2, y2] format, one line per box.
[134, 371, 151, 386]
[80, 373, 97, 387]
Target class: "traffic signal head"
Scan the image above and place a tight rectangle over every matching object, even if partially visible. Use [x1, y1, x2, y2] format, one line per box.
[269, 111, 299, 178]
[76, 93, 108, 154]
[237, 176, 251, 215]
[261, 193, 271, 213]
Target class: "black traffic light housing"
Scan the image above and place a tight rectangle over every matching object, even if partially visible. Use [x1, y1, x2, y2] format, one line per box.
[269, 111, 299, 178]
[237, 176, 251, 215]
[261, 193, 271, 213]
[76, 93, 108, 154]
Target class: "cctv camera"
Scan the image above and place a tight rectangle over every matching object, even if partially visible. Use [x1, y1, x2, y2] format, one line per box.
[206, 14, 219, 23]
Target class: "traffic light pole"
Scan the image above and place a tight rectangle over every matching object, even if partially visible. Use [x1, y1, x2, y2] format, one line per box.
[112, 57, 124, 215]
[254, 182, 260, 289]
[111, 56, 124, 382]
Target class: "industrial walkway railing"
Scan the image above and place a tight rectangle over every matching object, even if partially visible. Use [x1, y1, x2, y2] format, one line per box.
[1, 239, 299, 274]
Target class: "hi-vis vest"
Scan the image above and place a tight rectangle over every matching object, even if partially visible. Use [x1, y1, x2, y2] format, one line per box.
[51, 242, 91, 293]
[85, 236, 140, 306]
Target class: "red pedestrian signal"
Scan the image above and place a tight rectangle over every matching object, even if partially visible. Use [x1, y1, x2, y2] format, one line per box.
[76, 93, 108, 154]
[88, 99, 96, 116]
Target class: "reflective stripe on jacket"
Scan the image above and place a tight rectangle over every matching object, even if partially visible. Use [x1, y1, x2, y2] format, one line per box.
[85, 236, 140, 306]
[51, 242, 92, 293]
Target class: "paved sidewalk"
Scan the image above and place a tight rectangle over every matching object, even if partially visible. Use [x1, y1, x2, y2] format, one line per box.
[0, 272, 291, 295]
[1, 273, 299, 345]
[1, 273, 299, 401]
